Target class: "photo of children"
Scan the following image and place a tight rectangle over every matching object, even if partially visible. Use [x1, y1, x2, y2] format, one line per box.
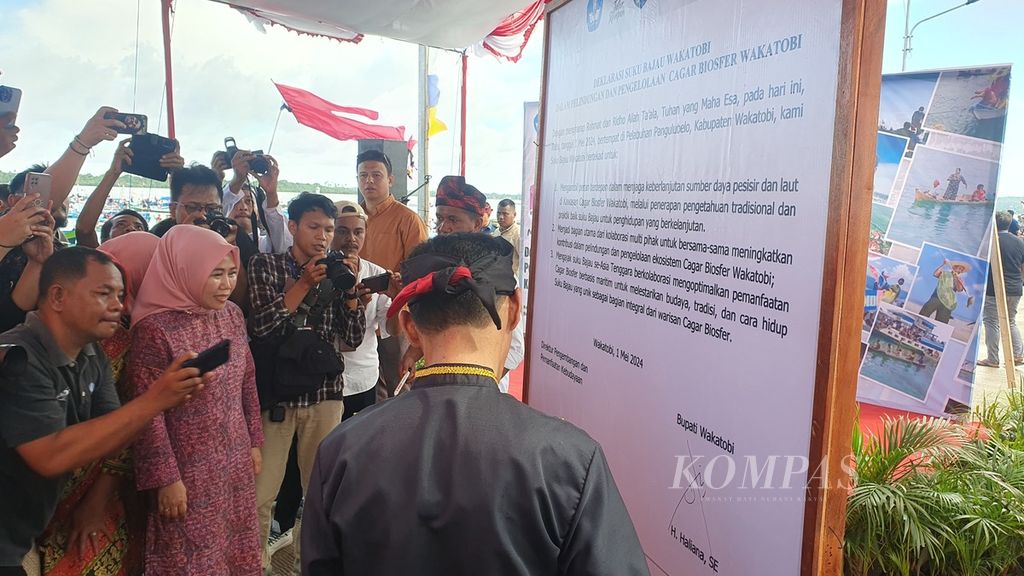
[860, 307, 953, 401]
[869, 203, 894, 255]
[924, 67, 1010, 143]
[877, 72, 939, 154]
[868, 254, 916, 307]
[874, 133, 910, 203]
[886, 146, 999, 256]
[864, 253, 917, 333]
[905, 243, 987, 343]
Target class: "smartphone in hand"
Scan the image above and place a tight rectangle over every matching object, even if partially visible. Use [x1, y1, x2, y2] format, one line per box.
[0, 86, 22, 119]
[361, 272, 391, 294]
[182, 339, 231, 375]
[24, 172, 52, 209]
[104, 111, 148, 135]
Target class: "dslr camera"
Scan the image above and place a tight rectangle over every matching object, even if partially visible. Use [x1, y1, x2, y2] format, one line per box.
[224, 137, 270, 176]
[197, 210, 236, 238]
[316, 252, 357, 291]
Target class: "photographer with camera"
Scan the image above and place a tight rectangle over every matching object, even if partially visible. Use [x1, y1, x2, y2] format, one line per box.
[149, 165, 224, 237]
[246, 192, 365, 574]
[213, 145, 292, 255]
[74, 138, 182, 248]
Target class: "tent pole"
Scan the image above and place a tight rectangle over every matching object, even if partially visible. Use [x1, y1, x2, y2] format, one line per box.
[160, 0, 176, 139]
[418, 45, 430, 224]
[460, 52, 468, 177]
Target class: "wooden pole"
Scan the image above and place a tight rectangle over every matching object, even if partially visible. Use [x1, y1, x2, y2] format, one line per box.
[802, 1, 885, 575]
[160, 0, 175, 139]
[988, 226, 1017, 389]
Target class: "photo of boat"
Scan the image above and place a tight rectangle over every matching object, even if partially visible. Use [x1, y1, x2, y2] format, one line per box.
[914, 188, 994, 205]
[971, 101, 1007, 121]
[861, 308, 949, 401]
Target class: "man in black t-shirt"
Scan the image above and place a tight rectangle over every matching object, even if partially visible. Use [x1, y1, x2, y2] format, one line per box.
[979, 211, 1024, 367]
[0, 248, 203, 574]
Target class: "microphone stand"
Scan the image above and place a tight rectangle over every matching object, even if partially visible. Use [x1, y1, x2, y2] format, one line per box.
[398, 175, 432, 206]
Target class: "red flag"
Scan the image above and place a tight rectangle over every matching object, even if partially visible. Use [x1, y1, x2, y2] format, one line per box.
[275, 82, 407, 142]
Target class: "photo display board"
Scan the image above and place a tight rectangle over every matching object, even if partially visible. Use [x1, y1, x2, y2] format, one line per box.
[860, 66, 1012, 418]
[525, 0, 876, 574]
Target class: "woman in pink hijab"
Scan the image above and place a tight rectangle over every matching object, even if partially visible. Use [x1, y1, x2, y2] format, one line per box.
[38, 232, 160, 576]
[128, 225, 263, 575]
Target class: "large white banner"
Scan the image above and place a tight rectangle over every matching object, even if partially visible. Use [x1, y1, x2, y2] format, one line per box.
[528, 1, 843, 575]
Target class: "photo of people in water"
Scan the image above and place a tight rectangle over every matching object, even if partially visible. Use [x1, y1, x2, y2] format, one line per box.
[886, 146, 1000, 256]
[861, 307, 953, 401]
[877, 71, 939, 156]
[924, 67, 1010, 143]
[905, 243, 987, 343]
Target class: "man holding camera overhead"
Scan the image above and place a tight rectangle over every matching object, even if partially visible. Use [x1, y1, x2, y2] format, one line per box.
[213, 145, 293, 254]
[246, 192, 366, 575]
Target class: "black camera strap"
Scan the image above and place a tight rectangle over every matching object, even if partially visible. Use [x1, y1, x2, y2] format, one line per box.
[252, 183, 273, 247]
[293, 278, 336, 329]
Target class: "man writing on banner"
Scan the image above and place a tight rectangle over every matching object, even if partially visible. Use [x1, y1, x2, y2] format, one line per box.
[301, 233, 649, 576]
[355, 150, 428, 399]
[399, 176, 524, 393]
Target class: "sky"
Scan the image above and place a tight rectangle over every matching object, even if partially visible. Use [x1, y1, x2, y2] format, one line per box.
[0, 0, 1020, 201]
[0, 0, 544, 198]
[881, 0, 1022, 195]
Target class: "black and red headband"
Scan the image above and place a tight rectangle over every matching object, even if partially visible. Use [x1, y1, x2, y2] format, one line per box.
[388, 240, 516, 329]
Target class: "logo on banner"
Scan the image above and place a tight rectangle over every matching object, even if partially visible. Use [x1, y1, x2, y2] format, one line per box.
[533, 113, 540, 134]
[634, 0, 646, 7]
[586, 0, 603, 31]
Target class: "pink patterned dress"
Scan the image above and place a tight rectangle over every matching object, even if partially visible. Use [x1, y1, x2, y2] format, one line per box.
[129, 303, 263, 575]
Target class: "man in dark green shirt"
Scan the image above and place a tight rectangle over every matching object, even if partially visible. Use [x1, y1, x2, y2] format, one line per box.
[0, 247, 206, 574]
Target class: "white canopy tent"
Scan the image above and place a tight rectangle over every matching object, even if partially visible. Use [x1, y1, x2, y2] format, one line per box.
[208, 0, 536, 49]
[158, 0, 544, 201]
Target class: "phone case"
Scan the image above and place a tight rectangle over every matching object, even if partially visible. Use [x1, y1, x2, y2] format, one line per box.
[182, 340, 231, 375]
[362, 273, 391, 293]
[0, 86, 21, 117]
[125, 134, 178, 182]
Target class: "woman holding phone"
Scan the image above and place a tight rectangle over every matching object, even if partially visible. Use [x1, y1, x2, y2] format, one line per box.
[128, 225, 263, 575]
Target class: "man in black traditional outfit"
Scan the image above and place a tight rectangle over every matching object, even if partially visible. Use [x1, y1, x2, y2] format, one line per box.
[301, 233, 649, 576]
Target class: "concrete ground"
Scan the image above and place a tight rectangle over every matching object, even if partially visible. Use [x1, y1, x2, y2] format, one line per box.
[971, 296, 1023, 410]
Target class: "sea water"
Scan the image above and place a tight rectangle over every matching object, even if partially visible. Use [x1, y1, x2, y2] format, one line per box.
[861, 336, 937, 401]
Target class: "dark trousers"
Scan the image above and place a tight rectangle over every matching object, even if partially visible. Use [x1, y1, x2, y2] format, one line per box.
[273, 437, 303, 533]
[343, 386, 377, 420]
[375, 336, 402, 402]
[273, 385, 378, 532]
[0, 567, 27, 576]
